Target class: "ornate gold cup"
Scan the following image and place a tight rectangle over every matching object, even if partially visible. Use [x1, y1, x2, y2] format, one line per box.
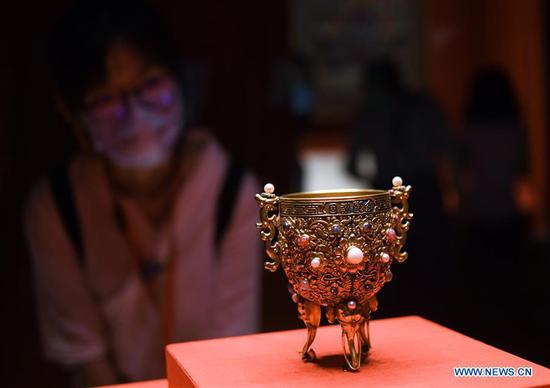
[255, 177, 412, 371]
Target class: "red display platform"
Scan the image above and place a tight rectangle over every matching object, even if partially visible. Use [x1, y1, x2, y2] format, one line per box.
[166, 316, 550, 388]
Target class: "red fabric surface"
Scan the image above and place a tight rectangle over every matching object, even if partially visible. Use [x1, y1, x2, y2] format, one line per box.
[166, 316, 550, 387]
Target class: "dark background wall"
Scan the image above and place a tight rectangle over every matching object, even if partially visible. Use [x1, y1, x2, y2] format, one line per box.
[1, 1, 549, 387]
[423, 0, 548, 227]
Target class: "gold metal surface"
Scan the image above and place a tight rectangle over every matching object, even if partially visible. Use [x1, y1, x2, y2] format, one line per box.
[256, 178, 413, 371]
[279, 189, 387, 200]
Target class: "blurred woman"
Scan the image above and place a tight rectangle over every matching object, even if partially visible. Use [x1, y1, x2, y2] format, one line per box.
[24, 1, 260, 386]
[459, 68, 531, 223]
[457, 68, 531, 343]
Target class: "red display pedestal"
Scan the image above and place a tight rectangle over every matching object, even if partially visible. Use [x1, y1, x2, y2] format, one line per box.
[165, 316, 550, 387]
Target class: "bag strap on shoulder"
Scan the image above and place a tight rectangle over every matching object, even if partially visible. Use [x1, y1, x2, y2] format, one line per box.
[49, 164, 85, 265]
[214, 158, 244, 248]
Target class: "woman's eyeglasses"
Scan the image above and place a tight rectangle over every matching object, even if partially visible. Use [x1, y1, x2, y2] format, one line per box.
[84, 74, 178, 128]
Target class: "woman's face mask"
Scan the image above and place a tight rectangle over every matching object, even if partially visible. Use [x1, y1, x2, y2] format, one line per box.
[81, 44, 184, 169]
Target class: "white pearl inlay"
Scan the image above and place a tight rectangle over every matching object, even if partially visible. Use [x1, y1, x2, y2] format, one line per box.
[346, 246, 364, 264]
[310, 257, 321, 268]
[392, 176, 403, 187]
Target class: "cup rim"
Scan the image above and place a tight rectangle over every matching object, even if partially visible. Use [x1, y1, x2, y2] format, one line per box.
[279, 188, 388, 201]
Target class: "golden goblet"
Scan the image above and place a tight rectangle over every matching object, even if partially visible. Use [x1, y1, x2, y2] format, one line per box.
[255, 177, 412, 370]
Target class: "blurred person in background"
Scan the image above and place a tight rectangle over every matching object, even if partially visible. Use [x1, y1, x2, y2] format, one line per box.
[456, 68, 532, 344]
[24, 1, 260, 386]
[347, 57, 457, 325]
[271, 53, 316, 192]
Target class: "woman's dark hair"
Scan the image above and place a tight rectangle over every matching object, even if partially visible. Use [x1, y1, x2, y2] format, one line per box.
[48, 0, 181, 112]
[465, 68, 521, 125]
